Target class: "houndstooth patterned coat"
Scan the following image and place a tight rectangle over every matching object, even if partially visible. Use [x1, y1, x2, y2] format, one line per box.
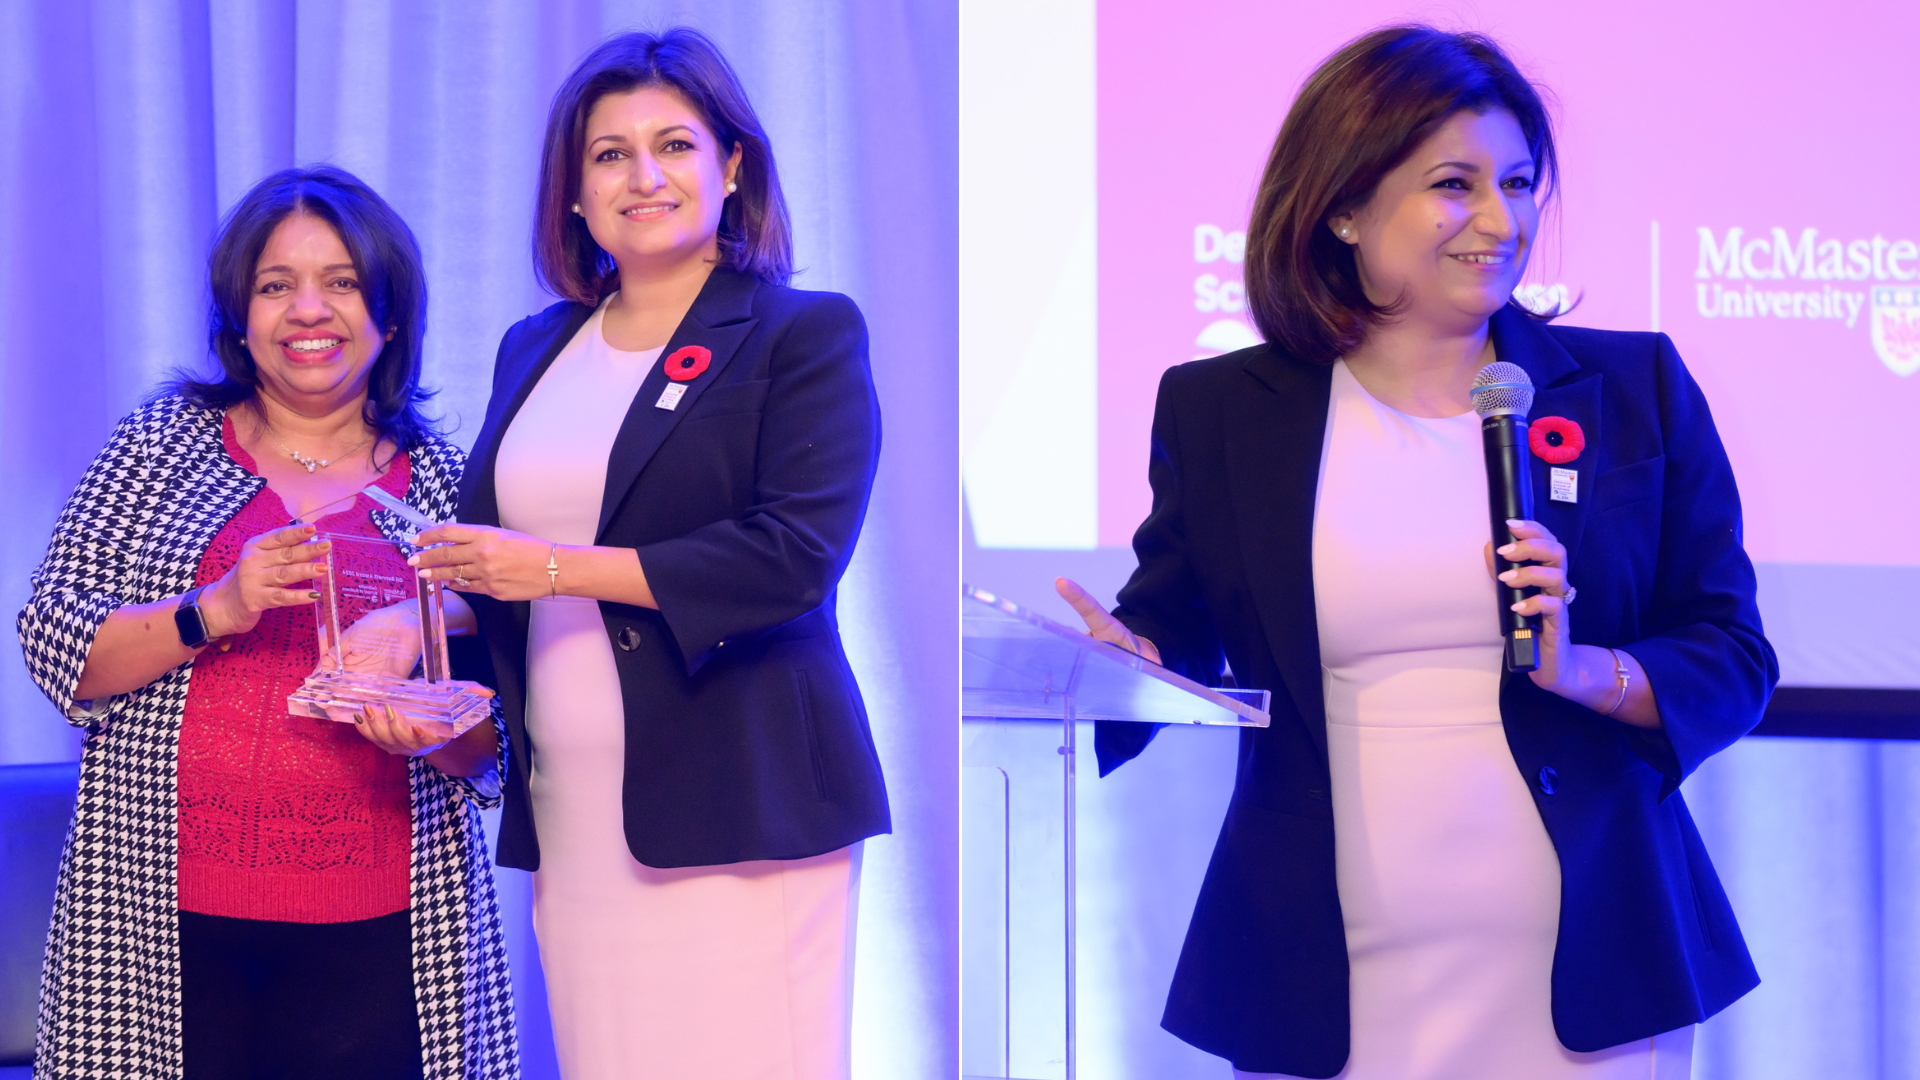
[16, 395, 518, 1080]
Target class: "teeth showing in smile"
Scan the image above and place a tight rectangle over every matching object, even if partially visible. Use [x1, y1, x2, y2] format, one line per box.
[624, 204, 672, 218]
[287, 338, 342, 352]
[1454, 254, 1508, 264]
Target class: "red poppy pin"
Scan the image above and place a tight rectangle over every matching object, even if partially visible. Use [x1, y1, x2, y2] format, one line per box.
[663, 345, 712, 382]
[1528, 416, 1585, 465]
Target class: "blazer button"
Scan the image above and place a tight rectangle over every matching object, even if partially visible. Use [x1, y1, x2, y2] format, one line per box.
[1537, 766, 1560, 796]
[616, 627, 641, 652]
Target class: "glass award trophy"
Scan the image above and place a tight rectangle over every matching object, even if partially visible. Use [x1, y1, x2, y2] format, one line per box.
[286, 531, 494, 740]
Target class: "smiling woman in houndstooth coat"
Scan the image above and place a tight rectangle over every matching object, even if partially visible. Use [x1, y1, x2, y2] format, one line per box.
[15, 167, 516, 1080]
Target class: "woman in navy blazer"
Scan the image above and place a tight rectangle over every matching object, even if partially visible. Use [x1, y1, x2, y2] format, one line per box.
[413, 30, 885, 1078]
[1062, 27, 1773, 1079]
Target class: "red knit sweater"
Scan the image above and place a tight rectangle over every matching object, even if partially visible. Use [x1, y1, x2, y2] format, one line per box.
[175, 418, 414, 923]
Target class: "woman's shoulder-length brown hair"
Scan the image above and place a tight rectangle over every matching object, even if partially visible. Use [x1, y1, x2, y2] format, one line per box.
[533, 27, 794, 304]
[1243, 25, 1560, 365]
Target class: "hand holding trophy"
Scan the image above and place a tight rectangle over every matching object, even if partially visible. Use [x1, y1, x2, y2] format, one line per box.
[287, 520, 494, 741]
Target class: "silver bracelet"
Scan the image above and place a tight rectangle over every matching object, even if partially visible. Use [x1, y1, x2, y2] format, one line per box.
[546, 543, 559, 599]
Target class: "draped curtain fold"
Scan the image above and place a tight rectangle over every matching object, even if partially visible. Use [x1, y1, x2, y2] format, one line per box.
[0, 3, 957, 1077]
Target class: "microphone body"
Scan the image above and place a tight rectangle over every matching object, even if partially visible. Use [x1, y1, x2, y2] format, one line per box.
[1470, 362, 1542, 672]
[1481, 413, 1541, 671]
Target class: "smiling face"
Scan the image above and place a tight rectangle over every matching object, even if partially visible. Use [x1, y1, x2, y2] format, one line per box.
[1329, 107, 1540, 333]
[577, 85, 743, 277]
[244, 212, 388, 411]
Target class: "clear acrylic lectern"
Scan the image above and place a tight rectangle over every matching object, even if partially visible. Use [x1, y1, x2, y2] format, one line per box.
[961, 585, 1269, 1080]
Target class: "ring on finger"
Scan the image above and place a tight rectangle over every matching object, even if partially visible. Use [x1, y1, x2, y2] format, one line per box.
[1561, 585, 1576, 605]
[454, 566, 472, 589]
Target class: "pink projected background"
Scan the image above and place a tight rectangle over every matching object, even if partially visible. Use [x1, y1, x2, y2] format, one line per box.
[1095, 1, 1920, 563]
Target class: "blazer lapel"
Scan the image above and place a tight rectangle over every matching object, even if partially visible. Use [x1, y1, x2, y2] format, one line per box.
[1225, 349, 1334, 758]
[1489, 307, 1599, 572]
[595, 268, 760, 540]
[459, 302, 595, 527]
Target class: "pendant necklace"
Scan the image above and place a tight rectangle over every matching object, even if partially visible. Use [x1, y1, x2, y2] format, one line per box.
[264, 425, 375, 474]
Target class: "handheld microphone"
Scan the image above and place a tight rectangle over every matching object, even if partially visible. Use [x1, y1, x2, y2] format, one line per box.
[1470, 362, 1541, 672]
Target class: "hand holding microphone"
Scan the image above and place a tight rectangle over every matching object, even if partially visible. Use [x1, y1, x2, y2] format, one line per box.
[1482, 518, 1574, 692]
[1470, 362, 1658, 725]
[1471, 361, 1547, 672]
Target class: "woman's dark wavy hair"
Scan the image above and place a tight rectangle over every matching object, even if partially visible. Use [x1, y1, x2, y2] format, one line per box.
[1243, 25, 1561, 364]
[534, 27, 794, 303]
[175, 165, 436, 450]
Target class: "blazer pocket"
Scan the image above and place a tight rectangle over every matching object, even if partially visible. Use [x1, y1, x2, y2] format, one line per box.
[1589, 455, 1664, 515]
[792, 669, 830, 798]
[687, 377, 771, 420]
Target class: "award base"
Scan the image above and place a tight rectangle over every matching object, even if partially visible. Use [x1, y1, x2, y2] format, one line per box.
[289, 670, 495, 741]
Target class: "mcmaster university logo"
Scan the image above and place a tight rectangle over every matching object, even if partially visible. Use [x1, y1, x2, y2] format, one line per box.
[1871, 288, 1920, 377]
[1695, 226, 1920, 377]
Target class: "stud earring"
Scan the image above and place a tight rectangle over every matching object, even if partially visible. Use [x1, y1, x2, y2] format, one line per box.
[726, 182, 737, 194]
[572, 203, 582, 214]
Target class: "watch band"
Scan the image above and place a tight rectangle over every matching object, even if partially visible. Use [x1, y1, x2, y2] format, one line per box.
[174, 585, 212, 649]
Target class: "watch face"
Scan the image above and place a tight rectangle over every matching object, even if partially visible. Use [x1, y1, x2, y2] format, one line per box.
[175, 589, 209, 648]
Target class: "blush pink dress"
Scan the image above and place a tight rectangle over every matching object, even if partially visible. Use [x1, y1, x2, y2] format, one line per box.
[493, 300, 858, 1080]
[1236, 361, 1691, 1080]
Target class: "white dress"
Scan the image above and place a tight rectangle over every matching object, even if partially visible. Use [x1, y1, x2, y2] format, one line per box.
[1236, 361, 1691, 1080]
[494, 300, 857, 1080]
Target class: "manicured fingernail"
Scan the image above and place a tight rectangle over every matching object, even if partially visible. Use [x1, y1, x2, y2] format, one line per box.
[1499, 570, 1516, 581]
[1511, 602, 1524, 611]
[1498, 544, 1515, 555]
[406, 555, 419, 566]
[1506, 518, 1525, 525]
[308, 590, 322, 600]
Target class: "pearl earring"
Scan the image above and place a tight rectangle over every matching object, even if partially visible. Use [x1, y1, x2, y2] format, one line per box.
[726, 182, 737, 194]
[572, 203, 582, 214]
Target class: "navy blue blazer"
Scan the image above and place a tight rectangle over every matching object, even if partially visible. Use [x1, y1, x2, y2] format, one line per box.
[456, 268, 890, 871]
[1098, 304, 1775, 1076]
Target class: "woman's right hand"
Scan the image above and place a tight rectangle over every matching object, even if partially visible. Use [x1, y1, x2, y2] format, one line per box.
[1056, 577, 1161, 664]
[201, 524, 331, 639]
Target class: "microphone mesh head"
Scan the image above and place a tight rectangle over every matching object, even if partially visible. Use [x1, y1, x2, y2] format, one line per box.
[1470, 361, 1535, 418]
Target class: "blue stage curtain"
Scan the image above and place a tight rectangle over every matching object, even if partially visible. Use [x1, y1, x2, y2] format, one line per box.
[0, 3, 956, 1077]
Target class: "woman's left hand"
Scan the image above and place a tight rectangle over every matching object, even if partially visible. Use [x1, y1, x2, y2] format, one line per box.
[1484, 518, 1575, 696]
[352, 702, 501, 778]
[353, 702, 454, 757]
[410, 524, 553, 602]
